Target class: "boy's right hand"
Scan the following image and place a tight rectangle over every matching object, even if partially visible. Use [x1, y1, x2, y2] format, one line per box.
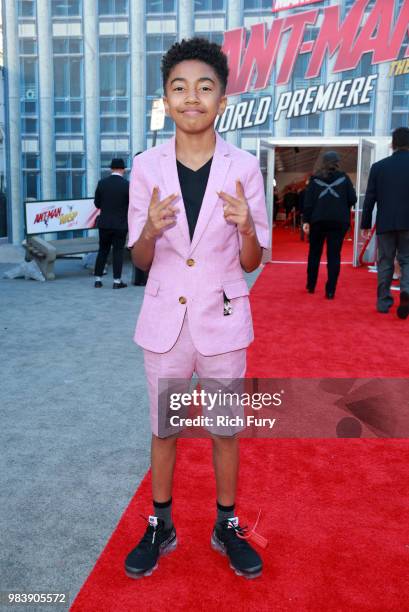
[144, 187, 179, 239]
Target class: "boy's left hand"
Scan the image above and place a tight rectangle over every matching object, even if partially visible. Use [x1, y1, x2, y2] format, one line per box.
[218, 180, 256, 237]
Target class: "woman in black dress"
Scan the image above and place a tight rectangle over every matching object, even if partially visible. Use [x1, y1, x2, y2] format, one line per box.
[302, 151, 357, 299]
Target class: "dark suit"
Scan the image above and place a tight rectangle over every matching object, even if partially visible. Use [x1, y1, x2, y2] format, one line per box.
[361, 150, 409, 310]
[94, 173, 129, 279]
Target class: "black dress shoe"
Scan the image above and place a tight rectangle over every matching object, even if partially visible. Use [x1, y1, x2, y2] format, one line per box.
[94, 280, 102, 288]
[113, 281, 128, 289]
[397, 291, 409, 319]
[325, 292, 335, 299]
[306, 285, 315, 294]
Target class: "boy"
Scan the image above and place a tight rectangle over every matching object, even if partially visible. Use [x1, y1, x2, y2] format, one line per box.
[125, 38, 269, 579]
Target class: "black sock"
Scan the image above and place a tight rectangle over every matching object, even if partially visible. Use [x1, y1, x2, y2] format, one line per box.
[153, 498, 173, 531]
[216, 501, 235, 526]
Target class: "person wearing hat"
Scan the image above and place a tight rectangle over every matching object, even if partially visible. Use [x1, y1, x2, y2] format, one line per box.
[302, 151, 357, 298]
[94, 158, 129, 289]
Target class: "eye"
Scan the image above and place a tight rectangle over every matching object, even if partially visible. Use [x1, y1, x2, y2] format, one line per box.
[173, 86, 184, 91]
[201, 86, 212, 91]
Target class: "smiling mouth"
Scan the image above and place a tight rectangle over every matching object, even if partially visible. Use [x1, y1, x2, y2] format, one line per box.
[182, 110, 204, 115]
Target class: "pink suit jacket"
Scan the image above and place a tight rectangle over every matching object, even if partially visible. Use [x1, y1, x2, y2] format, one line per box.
[128, 132, 270, 356]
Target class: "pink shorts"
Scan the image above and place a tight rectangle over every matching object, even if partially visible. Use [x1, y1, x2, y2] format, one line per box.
[143, 313, 247, 438]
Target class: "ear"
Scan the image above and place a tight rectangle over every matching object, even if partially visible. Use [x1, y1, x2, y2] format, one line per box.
[218, 95, 228, 116]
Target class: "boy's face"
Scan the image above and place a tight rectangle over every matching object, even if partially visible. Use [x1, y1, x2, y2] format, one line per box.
[163, 60, 227, 134]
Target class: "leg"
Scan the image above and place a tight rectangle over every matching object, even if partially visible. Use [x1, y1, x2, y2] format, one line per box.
[325, 225, 347, 296]
[377, 232, 397, 311]
[124, 315, 195, 578]
[211, 434, 239, 506]
[111, 229, 127, 279]
[94, 229, 113, 277]
[396, 231, 409, 319]
[195, 347, 246, 506]
[397, 231, 409, 294]
[144, 315, 196, 494]
[195, 347, 262, 578]
[307, 222, 326, 290]
[151, 433, 178, 502]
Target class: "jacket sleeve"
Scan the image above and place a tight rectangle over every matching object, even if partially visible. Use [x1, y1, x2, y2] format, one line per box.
[239, 156, 270, 250]
[361, 164, 377, 229]
[127, 155, 151, 248]
[94, 181, 102, 209]
[302, 180, 315, 223]
[346, 174, 357, 208]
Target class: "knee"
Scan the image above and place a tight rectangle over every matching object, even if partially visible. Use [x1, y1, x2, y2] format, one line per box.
[152, 433, 178, 446]
[211, 434, 238, 448]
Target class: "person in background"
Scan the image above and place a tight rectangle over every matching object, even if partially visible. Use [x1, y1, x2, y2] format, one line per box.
[283, 185, 298, 221]
[273, 185, 280, 224]
[94, 158, 129, 289]
[298, 183, 307, 240]
[361, 127, 409, 318]
[303, 151, 357, 299]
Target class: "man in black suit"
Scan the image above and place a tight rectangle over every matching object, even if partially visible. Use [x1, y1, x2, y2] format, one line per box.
[361, 127, 409, 318]
[94, 158, 129, 289]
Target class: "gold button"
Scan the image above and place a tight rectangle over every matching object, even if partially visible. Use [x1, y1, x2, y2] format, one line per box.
[186, 258, 195, 267]
[179, 296, 187, 304]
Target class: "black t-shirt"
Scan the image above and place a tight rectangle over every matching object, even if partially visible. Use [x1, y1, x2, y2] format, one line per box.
[176, 157, 213, 240]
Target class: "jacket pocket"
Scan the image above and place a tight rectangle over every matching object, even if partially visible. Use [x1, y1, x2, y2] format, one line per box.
[144, 277, 160, 296]
[222, 278, 249, 299]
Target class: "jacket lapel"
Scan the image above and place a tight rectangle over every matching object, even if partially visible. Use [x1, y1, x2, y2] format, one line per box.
[159, 136, 191, 248]
[190, 132, 231, 253]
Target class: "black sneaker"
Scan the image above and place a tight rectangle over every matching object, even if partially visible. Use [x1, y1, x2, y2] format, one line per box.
[211, 517, 263, 579]
[113, 281, 127, 289]
[125, 516, 177, 579]
[94, 280, 102, 288]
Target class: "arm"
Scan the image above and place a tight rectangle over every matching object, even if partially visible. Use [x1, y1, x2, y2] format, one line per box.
[218, 181, 261, 273]
[239, 222, 262, 273]
[346, 174, 357, 208]
[218, 158, 270, 273]
[128, 156, 179, 271]
[240, 158, 270, 272]
[361, 164, 377, 230]
[302, 180, 315, 224]
[94, 182, 102, 209]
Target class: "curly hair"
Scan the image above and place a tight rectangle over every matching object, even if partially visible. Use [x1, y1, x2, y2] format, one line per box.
[161, 37, 229, 94]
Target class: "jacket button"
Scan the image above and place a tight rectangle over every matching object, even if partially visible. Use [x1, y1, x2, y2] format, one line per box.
[179, 296, 187, 304]
[186, 258, 195, 267]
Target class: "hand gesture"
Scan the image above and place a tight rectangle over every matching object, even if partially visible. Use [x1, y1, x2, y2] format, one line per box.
[218, 180, 255, 236]
[302, 223, 310, 234]
[145, 187, 179, 239]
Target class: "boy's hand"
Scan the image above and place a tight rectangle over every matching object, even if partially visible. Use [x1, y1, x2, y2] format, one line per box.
[145, 186, 179, 239]
[218, 180, 256, 237]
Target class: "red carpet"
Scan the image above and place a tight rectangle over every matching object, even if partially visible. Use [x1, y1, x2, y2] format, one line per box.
[71, 229, 409, 612]
[271, 224, 354, 263]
